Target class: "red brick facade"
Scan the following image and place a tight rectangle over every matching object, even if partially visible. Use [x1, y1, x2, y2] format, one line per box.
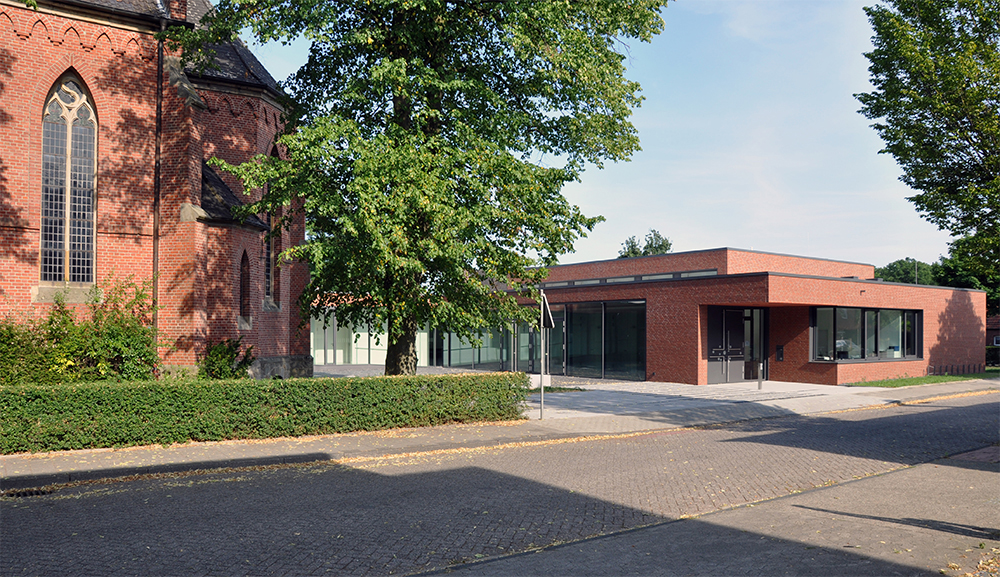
[0, 1, 311, 377]
[545, 248, 874, 283]
[541, 249, 986, 385]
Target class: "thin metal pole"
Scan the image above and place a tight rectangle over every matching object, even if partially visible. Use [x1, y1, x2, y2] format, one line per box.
[757, 308, 763, 390]
[540, 289, 545, 420]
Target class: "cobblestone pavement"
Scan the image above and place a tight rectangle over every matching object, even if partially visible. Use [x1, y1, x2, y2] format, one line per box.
[1, 394, 996, 576]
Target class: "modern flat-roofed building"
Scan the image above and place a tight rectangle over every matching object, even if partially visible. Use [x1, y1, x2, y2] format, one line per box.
[312, 247, 987, 386]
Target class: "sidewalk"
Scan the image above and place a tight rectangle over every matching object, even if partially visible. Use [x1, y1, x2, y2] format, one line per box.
[2, 377, 997, 492]
[428, 448, 1000, 576]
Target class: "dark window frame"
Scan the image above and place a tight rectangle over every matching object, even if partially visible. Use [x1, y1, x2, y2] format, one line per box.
[810, 307, 922, 362]
[239, 251, 251, 320]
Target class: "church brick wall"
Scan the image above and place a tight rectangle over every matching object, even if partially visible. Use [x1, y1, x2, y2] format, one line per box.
[0, 5, 158, 316]
[0, 2, 310, 374]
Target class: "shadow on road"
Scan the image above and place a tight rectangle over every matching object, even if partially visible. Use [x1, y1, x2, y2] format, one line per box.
[716, 399, 998, 471]
[528, 388, 800, 421]
[427, 515, 952, 577]
[793, 504, 1000, 541]
[0, 462, 952, 577]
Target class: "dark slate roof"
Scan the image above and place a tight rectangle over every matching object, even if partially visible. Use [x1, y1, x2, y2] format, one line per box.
[68, 0, 207, 23]
[201, 161, 268, 230]
[193, 40, 281, 95]
[186, 0, 212, 25]
[62, 0, 280, 97]
[61, 0, 167, 19]
[182, 0, 281, 96]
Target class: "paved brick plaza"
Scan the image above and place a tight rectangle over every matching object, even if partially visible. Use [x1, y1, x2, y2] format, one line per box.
[1, 393, 996, 576]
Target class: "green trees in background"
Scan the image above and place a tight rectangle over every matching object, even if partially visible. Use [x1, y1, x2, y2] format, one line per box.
[618, 228, 672, 258]
[876, 252, 998, 315]
[934, 242, 999, 316]
[858, 0, 999, 311]
[164, 0, 669, 375]
[874, 258, 937, 285]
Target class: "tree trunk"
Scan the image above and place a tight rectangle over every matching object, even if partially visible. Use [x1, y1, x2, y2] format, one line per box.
[385, 314, 419, 375]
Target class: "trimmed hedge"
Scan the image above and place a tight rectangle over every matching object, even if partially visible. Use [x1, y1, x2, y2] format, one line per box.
[988, 346, 999, 366]
[0, 373, 530, 454]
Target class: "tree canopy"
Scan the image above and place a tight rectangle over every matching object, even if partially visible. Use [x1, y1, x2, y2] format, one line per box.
[166, 0, 669, 374]
[618, 228, 672, 258]
[934, 239, 1000, 316]
[874, 257, 937, 285]
[857, 0, 999, 284]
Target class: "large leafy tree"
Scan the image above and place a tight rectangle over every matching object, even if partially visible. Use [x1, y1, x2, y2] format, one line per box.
[934, 238, 1000, 316]
[856, 0, 999, 285]
[165, 0, 668, 374]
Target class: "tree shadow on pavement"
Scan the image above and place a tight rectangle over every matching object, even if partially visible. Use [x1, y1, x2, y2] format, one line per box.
[793, 505, 1000, 541]
[716, 398, 999, 471]
[431, 516, 955, 577]
[0, 463, 947, 577]
[526, 388, 801, 421]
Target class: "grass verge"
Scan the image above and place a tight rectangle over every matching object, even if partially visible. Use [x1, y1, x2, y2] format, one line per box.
[850, 366, 999, 388]
[528, 386, 586, 393]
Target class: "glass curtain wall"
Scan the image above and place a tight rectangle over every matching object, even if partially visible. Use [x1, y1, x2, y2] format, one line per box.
[476, 329, 506, 371]
[548, 306, 565, 375]
[566, 302, 604, 378]
[604, 301, 646, 380]
[421, 300, 646, 381]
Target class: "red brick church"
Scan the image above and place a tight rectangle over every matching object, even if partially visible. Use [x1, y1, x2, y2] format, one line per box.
[0, 0, 312, 377]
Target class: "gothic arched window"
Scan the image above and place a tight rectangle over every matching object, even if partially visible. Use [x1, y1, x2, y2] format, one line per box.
[240, 251, 251, 319]
[41, 74, 97, 283]
[263, 145, 280, 306]
[264, 212, 280, 304]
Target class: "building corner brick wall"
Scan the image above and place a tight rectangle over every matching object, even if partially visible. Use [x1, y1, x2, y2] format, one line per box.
[540, 251, 986, 386]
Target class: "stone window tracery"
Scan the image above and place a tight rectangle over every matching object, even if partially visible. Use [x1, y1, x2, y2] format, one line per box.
[41, 75, 96, 284]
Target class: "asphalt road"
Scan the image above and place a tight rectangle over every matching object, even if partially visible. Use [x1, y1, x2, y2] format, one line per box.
[1, 394, 997, 576]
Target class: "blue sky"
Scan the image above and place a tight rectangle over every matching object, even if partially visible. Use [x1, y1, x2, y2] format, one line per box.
[245, 0, 954, 268]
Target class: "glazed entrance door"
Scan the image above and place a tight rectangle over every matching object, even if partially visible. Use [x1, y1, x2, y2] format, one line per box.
[725, 309, 747, 380]
[708, 307, 765, 383]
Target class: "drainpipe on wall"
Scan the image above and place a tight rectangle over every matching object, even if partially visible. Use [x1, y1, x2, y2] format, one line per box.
[152, 19, 164, 331]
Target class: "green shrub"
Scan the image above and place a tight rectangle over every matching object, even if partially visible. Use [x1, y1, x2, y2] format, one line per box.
[84, 276, 160, 380]
[0, 275, 160, 385]
[198, 337, 256, 379]
[0, 372, 530, 453]
[987, 346, 999, 366]
[0, 315, 64, 386]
